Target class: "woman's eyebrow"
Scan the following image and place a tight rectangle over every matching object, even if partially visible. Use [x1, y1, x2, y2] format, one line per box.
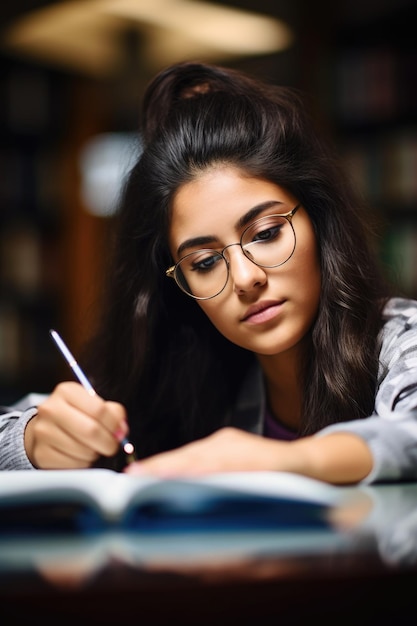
[177, 235, 217, 257]
[235, 200, 285, 230]
[176, 200, 285, 257]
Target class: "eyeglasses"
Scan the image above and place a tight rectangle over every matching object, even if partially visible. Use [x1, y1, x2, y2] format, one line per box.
[166, 204, 300, 300]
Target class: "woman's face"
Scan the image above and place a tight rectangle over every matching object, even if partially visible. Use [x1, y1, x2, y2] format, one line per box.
[169, 166, 321, 360]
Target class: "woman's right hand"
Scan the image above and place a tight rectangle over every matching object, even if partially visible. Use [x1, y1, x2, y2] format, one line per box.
[24, 382, 129, 469]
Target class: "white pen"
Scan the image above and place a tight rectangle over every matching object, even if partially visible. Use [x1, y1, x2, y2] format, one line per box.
[49, 329, 136, 463]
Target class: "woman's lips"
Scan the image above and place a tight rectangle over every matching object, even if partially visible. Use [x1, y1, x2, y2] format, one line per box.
[241, 300, 285, 324]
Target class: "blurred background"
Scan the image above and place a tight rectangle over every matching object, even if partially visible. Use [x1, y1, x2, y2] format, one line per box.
[1, 0, 416, 403]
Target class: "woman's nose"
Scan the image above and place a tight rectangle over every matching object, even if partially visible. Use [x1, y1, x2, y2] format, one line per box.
[226, 245, 267, 294]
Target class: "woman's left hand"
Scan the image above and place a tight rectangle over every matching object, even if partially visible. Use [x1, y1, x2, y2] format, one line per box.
[124, 427, 296, 477]
[124, 426, 373, 484]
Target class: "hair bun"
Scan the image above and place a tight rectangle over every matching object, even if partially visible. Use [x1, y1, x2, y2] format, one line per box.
[141, 61, 257, 143]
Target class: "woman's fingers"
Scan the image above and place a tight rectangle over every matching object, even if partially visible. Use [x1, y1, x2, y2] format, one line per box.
[24, 382, 128, 469]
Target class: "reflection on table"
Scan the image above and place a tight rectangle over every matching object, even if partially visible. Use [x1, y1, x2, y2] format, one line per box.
[1, 481, 416, 624]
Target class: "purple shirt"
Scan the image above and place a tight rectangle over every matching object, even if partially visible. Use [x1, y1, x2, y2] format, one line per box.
[263, 408, 298, 441]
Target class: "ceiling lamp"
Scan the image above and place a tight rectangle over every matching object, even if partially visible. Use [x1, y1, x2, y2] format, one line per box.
[1, 0, 294, 76]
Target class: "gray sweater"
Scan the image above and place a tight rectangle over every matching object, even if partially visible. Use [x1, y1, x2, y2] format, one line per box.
[1, 297, 417, 483]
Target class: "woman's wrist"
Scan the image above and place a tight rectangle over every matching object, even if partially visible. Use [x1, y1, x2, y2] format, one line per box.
[287, 432, 373, 484]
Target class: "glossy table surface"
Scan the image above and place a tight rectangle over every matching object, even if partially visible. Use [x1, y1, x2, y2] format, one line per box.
[1, 481, 417, 625]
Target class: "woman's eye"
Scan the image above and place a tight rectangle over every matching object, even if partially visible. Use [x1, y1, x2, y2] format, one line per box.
[191, 253, 221, 272]
[253, 224, 282, 242]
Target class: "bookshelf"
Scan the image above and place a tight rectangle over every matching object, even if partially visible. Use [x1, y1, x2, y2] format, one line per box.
[0, 54, 114, 404]
[318, 3, 417, 297]
[0, 57, 68, 403]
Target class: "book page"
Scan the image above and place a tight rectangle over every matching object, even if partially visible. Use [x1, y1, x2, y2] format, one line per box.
[194, 471, 346, 503]
[0, 469, 353, 531]
[0, 469, 158, 519]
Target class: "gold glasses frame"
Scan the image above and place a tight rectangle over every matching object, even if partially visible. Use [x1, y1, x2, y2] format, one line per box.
[166, 204, 300, 300]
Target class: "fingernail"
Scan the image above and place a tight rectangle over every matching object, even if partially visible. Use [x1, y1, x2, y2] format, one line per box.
[114, 427, 127, 442]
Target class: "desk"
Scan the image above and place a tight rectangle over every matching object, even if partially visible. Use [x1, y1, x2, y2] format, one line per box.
[1, 482, 417, 625]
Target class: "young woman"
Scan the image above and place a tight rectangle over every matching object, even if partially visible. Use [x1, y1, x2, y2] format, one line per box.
[1, 62, 417, 484]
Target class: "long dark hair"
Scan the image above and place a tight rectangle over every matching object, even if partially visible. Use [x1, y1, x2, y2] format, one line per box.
[83, 61, 390, 463]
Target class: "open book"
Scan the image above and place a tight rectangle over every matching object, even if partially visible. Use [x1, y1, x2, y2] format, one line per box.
[0, 469, 354, 535]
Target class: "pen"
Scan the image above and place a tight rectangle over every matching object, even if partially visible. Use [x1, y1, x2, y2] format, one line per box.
[49, 329, 136, 464]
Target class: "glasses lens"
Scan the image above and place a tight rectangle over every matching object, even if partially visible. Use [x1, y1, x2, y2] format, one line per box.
[175, 250, 228, 299]
[241, 215, 295, 268]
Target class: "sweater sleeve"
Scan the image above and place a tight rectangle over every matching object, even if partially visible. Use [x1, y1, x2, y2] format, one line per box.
[0, 406, 37, 470]
[0, 393, 48, 470]
[317, 298, 417, 484]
